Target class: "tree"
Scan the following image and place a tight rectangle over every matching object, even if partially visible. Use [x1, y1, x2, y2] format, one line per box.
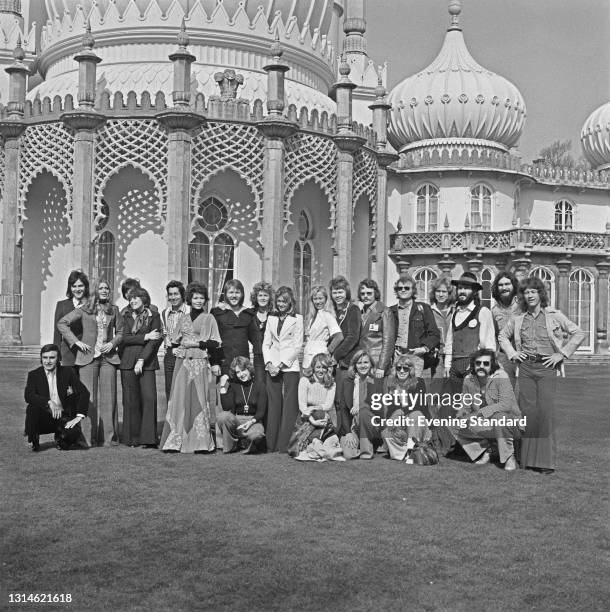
[536, 140, 591, 170]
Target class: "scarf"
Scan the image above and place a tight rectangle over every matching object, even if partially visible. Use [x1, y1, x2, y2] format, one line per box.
[131, 307, 151, 334]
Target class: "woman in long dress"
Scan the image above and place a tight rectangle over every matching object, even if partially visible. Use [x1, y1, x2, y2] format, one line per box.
[160, 282, 222, 453]
[302, 286, 343, 370]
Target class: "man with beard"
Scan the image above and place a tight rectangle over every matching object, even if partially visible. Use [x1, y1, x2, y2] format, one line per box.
[444, 272, 495, 395]
[491, 272, 520, 388]
[356, 278, 395, 378]
[499, 277, 584, 473]
[449, 349, 521, 470]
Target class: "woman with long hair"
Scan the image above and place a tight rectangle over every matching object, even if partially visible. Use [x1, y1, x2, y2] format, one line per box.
[53, 269, 90, 367]
[287, 353, 336, 457]
[57, 279, 122, 446]
[302, 286, 343, 370]
[118, 287, 163, 447]
[263, 286, 304, 452]
[380, 355, 431, 462]
[160, 282, 222, 453]
[338, 349, 378, 459]
[250, 281, 274, 339]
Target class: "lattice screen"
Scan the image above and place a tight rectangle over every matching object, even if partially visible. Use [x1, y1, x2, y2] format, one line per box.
[190, 123, 264, 240]
[352, 149, 378, 252]
[18, 123, 74, 238]
[94, 120, 168, 234]
[284, 133, 337, 242]
[0, 138, 5, 200]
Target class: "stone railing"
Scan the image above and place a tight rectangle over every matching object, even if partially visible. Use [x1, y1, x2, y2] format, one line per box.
[0, 92, 377, 149]
[396, 147, 609, 187]
[390, 228, 610, 255]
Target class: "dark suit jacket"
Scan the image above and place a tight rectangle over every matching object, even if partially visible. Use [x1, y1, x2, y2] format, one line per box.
[379, 301, 441, 368]
[54, 299, 82, 366]
[56, 305, 123, 366]
[211, 307, 263, 375]
[24, 365, 90, 417]
[118, 309, 163, 370]
[331, 303, 361, 368]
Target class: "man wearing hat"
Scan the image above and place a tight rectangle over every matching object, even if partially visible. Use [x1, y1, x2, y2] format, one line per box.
[443, 272, 496, 395]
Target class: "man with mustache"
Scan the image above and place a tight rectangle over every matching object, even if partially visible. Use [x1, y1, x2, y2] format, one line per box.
[443, 272, 496, 395]
[491, 271, 520, 388]
[499, 277, 585, 473]
[450, 349, 521, 470]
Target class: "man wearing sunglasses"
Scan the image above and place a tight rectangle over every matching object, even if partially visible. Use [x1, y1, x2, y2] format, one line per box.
[380, 274, 440, 378]
[451, 349, 521, 471]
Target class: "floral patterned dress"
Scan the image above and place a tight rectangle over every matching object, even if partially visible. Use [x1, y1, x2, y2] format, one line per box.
[160, 311, 221, 452]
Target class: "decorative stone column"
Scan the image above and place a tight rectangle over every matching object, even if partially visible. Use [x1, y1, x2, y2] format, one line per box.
[156, 21, 205, 281]
[0, 41, 28, 344]
[556, 257, 572, 314]
[256, 38, 297, 285]
[512, 255, 532, 280]
[595, 260, 610, 351]
[61, 23, 106, 277]
[332, 56, 364, 277]
[369, 78, 397, 290]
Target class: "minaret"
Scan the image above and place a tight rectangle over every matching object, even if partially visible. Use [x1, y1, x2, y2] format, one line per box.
[342, 0, 388, 125]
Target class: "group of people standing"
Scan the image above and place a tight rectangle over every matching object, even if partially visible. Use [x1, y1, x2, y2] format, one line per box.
[24, 266, 585, 474]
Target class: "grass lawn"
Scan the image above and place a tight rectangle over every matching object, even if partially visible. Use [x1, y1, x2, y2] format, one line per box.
[1, 359, 608, 611]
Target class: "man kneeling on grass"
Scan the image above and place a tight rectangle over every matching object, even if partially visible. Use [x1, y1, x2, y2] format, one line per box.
[24, 344, 90, 451]
[446, 348, 522, 471]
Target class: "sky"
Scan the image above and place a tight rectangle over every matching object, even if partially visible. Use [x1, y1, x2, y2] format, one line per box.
[365, 0, 610, 164]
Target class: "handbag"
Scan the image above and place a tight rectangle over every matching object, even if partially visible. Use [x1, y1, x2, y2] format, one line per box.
[55, 417, 84, 450]
[410, 438, 439, 466]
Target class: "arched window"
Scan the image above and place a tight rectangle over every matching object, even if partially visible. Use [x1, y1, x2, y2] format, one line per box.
[554, 200, 574, 230]
[530, 266, 556, 307]
[470, 184, 492, 230]
[568, 269, 594, 352]
[414, 268, 438, 303]
[294, 211, 313, 315]
[480, 268, 493, 309]
[95, 231, 115, 290]
[416, 184, 439, 232]
[187, 197, 234, 303]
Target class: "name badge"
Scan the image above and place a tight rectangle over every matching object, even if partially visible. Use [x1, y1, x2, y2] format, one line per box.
[369, 323, 379, 332]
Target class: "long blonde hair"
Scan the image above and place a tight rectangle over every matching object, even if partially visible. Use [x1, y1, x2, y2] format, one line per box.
[305, 285, 333, 332]
[81, 279, 114, 315]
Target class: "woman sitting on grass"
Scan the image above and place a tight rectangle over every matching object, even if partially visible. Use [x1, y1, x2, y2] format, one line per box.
[337, 349, 378, 459]
[287, 353, 338, 458]
[379, 355, 431, 462]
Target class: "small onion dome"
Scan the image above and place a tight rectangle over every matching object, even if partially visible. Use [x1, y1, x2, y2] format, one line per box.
[387, 1, 526, 154]
[581, 101, 610, 171]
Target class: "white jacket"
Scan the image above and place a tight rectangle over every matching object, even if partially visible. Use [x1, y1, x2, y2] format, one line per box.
[263, 314, 304, 372]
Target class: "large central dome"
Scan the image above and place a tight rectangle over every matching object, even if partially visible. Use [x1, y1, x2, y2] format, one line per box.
[387, 0, 526, 154]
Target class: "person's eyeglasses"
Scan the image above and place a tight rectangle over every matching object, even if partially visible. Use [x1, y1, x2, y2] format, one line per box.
[395, 286, 412, 291]
[474, 360, 491, 366]
[395, 365, 411, 372]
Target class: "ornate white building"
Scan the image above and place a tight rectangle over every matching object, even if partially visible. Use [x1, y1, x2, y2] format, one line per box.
[0, 0, 609, 353]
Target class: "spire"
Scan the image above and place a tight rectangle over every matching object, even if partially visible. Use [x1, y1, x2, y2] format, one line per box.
[168, 19, 196, 108]
[343, 0, 366, 55]
[448, 0, 462, 31]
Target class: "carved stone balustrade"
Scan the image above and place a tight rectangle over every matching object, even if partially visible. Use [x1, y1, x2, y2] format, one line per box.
[390, 228, 610, 257]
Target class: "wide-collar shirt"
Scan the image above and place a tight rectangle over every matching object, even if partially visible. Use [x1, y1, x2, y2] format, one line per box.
[395, 300, 413, 348]
[45, 369, 62, 409]
[162, 303, 190, 347]
[521, 310, 555, 355]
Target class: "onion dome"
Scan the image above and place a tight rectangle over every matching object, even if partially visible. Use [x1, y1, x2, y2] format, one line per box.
[581, 101, 610, 171]
[387, 0, 526, 154]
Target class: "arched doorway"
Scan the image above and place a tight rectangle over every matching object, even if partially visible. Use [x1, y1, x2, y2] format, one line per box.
[21, 172, 71, 345]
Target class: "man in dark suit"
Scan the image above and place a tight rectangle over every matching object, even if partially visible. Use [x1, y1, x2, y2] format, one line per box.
[24, 344, 90, 451]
